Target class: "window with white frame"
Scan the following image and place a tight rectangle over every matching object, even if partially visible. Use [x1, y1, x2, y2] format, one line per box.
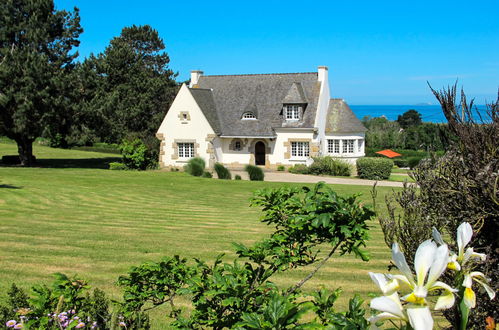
[358, 139, 364, 152]
[234, 141, 242, 151]
[178, 142, 194, 158]
[284, 105, 301, 120]
[242, 112, 256, 119]
[327, 139, 340, 154]
[342, 139, 355, 154]
[291, 141, 309, 157]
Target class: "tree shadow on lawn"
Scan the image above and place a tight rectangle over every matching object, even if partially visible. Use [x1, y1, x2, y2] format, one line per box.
[0, 157, 121, 169]
[0, 184, 22, 189]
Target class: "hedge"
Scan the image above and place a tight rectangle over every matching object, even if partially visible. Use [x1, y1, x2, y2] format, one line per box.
[356, 157, 393, 180]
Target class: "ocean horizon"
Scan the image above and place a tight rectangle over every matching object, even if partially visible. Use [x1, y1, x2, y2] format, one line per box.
[349, 105, 488, 123]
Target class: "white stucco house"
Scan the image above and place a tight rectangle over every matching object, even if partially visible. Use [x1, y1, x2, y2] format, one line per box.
[156, 66, 366, 170]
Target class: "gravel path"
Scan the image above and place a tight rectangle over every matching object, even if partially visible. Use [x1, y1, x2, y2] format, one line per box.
[232, 171, 406, 187]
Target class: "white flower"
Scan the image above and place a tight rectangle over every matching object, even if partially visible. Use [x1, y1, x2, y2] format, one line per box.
[391, 240, 457, 310]
[462, 271, 496, 309]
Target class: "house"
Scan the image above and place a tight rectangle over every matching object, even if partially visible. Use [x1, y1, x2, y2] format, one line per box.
[156, 66, 366, 170]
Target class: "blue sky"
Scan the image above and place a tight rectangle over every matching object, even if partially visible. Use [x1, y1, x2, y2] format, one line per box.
[55, 0, 498, 105]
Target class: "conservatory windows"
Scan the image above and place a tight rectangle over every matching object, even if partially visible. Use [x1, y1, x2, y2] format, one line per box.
[327, 139, 361, 155]
[343, 139, 355, 154]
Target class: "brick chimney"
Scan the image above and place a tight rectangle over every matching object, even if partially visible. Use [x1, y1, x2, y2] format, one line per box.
[189, 70, 204, 87]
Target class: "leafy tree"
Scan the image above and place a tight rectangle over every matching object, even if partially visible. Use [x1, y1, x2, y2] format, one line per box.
[0, 0, 82, 165]
[397, 109, 422, 128]
[80, 25, 178, 144]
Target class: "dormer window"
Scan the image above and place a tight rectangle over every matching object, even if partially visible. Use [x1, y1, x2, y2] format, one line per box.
[284, 105, 301, 120]
[242, 112, 256, 120]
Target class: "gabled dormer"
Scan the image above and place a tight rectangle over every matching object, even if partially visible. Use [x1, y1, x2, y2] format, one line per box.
[281, 82, 308, 121]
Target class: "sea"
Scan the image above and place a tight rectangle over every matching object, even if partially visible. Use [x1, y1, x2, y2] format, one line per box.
[349, 105, 488, 123]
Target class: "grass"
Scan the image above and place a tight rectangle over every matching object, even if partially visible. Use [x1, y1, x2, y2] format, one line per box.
[0, 142, 401, 327]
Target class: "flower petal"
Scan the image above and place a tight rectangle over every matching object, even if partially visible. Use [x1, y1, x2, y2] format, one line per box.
[370, 293, 405, 319]
[392, 243, 415, 286]
[407, 306, 433, 330]
[434, 291, 455, 310]
[414, 240, 437, 286]
[463, 287, 476, 309]
[463, 274, 473, 288]
[427, 244, 449, 286]
[368, 312, 405, 323]
[429, 280, 458, 293]
[457, 222, 473, 257]
[369, 272, 399, 295]
[474, 278, 496, 300]
[432, 227, 445, 245]
[463, 247, 486, 264]
[447, 254, 461, 271]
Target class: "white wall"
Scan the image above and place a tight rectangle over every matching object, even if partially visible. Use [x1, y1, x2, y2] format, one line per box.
[272, 130, 316, 165]
[157, 84, 215, 168]
[323, 132, 366, 164]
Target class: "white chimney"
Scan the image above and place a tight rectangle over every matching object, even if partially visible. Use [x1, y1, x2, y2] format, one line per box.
[189, 70, 204, 87]
[318, 66, 328, 82]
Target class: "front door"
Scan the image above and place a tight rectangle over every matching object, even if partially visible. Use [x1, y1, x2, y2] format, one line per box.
[255, 141, 266, 165]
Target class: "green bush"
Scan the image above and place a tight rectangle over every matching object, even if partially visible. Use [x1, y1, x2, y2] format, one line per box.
[119, 139, 156, 170]
[309, 156, 352, 176]
[245, 165, 265, 181]
[214, 163, 231, 179]
[407, 156, 423, 169]
[235, 175, 242, 180]
[393, 158, 409, 168]
[356, 157, 393, 180]
[184, 157, 205, 176]
[202, 171, 212, 178]
[109, 162, 127, 170]
[277, 165, 285, 171]
[288, 164, 309, 174]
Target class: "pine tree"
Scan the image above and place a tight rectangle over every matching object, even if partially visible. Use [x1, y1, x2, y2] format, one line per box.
[0, 0, 82, 165]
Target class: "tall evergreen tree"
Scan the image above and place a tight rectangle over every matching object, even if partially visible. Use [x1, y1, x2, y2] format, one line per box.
[81, 25, 178, 144]
[0, 0, 82, 165]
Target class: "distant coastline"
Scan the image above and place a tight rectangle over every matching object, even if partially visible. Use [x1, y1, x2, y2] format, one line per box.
[350, 105, 487, 123]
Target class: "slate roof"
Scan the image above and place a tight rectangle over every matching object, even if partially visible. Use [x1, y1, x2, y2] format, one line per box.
[193, 72, 321, 137]
[325, 99, 367, 133]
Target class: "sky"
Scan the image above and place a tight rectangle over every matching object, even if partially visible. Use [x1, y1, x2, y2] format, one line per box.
[54, 0, 499, 105]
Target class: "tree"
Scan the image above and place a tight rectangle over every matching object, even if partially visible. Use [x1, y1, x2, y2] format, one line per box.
[397, 109, 422, 128]
[0, 0, 82, 165]
[81, 25, 178, 144]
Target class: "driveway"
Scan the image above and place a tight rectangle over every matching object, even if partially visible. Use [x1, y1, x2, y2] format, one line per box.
[231, 171, 406, 187]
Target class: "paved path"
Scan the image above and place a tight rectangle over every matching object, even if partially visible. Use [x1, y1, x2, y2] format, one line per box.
[232, 171, 406, 187]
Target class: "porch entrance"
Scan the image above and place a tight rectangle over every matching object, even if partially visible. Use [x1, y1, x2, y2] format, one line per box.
[255, 141, 266, 165]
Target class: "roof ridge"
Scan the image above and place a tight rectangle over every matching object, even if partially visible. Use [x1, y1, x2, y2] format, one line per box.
[202, 72, 317, 77]
[189, 87, 213, 91]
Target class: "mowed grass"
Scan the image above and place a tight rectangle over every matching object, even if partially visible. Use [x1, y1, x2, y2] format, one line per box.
[0, 142, 400, 326]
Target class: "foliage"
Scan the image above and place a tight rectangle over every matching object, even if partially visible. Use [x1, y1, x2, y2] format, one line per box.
[378, 85, 499, 326]
[118, 182, 374, 328]
[214, 162, 232, 179]
[0, 0, 82, 165]
[202, 171, 212, 178]
[0, 273, 111, 329]
[184, 157, 205, 177]
[397, 109, 422, 128]
[288, 164, 309, 174]
[119, 138, 156, 170]
[309, 156, 352, 176]
[406, 156, 423, 169]
[392, 158, 409, 168]
[245, 164, 265, 181]
[235, 174, 242, 180]
[75, 25, 178, 144]
[356, 157, 393, 180]
[109, 162, 127, 170]
[277, 165, 285, 171]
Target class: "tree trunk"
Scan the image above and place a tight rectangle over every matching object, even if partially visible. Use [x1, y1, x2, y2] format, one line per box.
[15, 137, 35, 166]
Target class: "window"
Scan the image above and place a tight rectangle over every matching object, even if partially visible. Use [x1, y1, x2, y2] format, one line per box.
[182, 113, 188, 120]
[284, 105, 301, 120]
[178, 143, 194, 158]
[358, 139, 364, 152]
[327, 139, 340, 154]
[291, 142, 309, 157]
[234, 141, 241, 151]
[342, 139, 355, 154]
[242, 112, 256, 119]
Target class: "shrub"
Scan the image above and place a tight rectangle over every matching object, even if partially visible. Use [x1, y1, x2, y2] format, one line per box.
[277, 165, 285, 171]
[184, 157, 205, 176]
[235, 175, 242, 180]
[407, 156, 423, 169]
[393, 158, 409, 168]
[119, 139, 156, 170]
[214, 163, 231, 179]
[356, 157, 393, 180]
[202, 171, 212, 178]
[309, 156, 352, 176]
[288, 164, 309, 174]
[245, 165, 264, 181]
[109, 162, 127, 170]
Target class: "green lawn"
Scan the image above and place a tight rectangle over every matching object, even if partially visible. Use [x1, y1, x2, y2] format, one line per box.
[0, 142, 400, 327]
